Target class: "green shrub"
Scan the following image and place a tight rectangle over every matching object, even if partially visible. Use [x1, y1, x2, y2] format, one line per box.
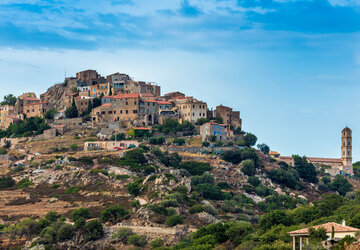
[112, 228, 134, 243]
[127, 234, 148, 247]
[116, 174, 130, 180]
[70, 144, 78, 151]
[173, 138, 186, 146]
[71, 208, 89, 222]
[192, 173, 215, 186]
[17, 178, 33, 189]
[51, 184, 60, 189]
[202, 141, 210, 147]
[149, 137, 165, 145]
[215, 140, 223, 147]
[150, 238, 164, 249]
[77, 156, 93, 164]
[0, 148, 7, 155]
[165, 214, 183, 227]
[127, 178, 145, 196]
[45, 211, 58, 222]
[179, 161, 212, 176]
[248, 176, 261, 187]
[217, 182, 231, 190]
[0, 176, 15, 189]
[189, 205, 205, 214]
[194, 184, 224, 200]
[74, 217, 86, 229]
[57, 224, 75, 241]
[241, 159, 255, 176]
[85, 220, 104, 241]
[100, 205, 129, 223]
[65, 186, 80, 194]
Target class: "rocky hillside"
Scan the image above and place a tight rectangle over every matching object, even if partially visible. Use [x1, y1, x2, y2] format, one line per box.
[0, 136, 359, 249]
[42, 79, 76, 110]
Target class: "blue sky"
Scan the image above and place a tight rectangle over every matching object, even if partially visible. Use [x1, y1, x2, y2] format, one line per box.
[1, 0, 360, 160]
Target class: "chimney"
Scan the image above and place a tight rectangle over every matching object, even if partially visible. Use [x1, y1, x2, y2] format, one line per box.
[342, 220, 346, 226]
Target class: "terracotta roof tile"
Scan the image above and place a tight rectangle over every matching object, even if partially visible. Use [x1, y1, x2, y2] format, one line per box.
[308, 157, 342, 163]
[133, 127, 151, 130]
[113, 93, 140, 99]
[289, 222, 359, 235]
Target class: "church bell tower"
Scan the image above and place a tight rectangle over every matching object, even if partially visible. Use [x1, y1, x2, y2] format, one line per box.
[341, 127, 353, 175]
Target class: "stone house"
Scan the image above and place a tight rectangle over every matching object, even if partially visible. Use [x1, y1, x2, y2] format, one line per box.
[214, 105, 242, 129]
[76, 69, 106, 85]
[200, 122, 233, 141]
[107, 73, 131, 94]
[84, 140, 139, 151]
[24, 101, 52, 118]
[288, 222, 359, 250]
[175, 97, 207, 123]
[89, 82, 110, 98]
[0, 105, 15, 129]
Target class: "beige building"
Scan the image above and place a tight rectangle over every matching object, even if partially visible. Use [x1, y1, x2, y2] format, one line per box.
[24, 102, 52, 118]
[175, 97, 207, 123]
[269, 127, 353, 176]
[214, 105, 242, 129]
[0, 105, 15, 129]
[288, 222, 359, 250]
[84, 140, 139, 151]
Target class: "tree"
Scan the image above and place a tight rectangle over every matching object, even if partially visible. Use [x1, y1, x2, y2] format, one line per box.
[202, 141, 210, 147]
[165, 215, 184, 227]
[44, 109, 57, 120]
[71, 208, 89, 222]
[194, 183, 224, 200]
[224, 221, 254, 246]
[257, 143, 270, 154]
[127, 234, 148, 247]
[329, 175, 352, 196]
[309, 227, 327, 242]
[248, 176, 261, 187]
[85, 220, 104, 241]
[65, 99, 78, 118]
[57, 224, 75, 241]
[293, 155, 318, 183]
[196, 118, 210, 125]
[100, 205, 129, 223]
[244, 133, 257, 147]
[1, 94, 17, 106]
[215, 116, 223, 124]
[241, 159, 255, 176]
[259, 210, 292, 231]
[179, 161, 212, 176]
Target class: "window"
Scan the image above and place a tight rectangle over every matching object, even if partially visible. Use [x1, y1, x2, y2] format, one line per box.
[134, 101, 137, 105]
[120, 110, 123, 114]
[126, 102, 128, 105]
[133, 110, 138, 114]
[192, 113, 194, 116]
[126, 110, 128, 114]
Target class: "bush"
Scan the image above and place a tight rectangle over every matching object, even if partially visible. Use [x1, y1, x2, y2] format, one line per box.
[179, 161, 212, 176]
[149, 137, 165, 145]
[45, 212, 58, 222]
[329, 175, 353, 196]
[71, 208, 89, 222]
[74, 217, 86, 229]
[196, 118, 210, 125]
[202, 141, 210, 147]
[215, 140, 223, 147]
[127, 234, 148, 247]
[100, 205, 129, 223]
[241, 159, 255, 176]
[165, 214, 184, 227]
[192, 173, 215, 186]
[112, 228, 134, 243]
[77, 156, 93, 164]
[17, 178, 33, 189]
[257, 143, 270, 154]
[0, 148, 7, 155]
[0, 176, 15, 188]
[57, 224, 75, 241]
[248, 176, 261, 187]
[173, 138, 186, 146]
[127, 178, 145, 196]
[85, 220, 104, 241]
[65, 186, 80, 194]
[259, 210, 293, 231]
[70, 144, 78, 151]
[217, 182, 231, 190]
[150, 238, 164, 249]
[293, 155, 318, 183]
[244, 133, 257, 147]
[222, 149, 243, 164]
[194, 183, 224, 200]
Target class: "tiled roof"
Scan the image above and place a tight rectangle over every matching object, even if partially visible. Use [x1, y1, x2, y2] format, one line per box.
[23, 97, 40, 101]
[140, 93, 154, 97]
[156, 101, 172, 105]
[269, 151, 280, 155]
[101, 103, 112, 107]
[288, 222, 359, 235]
[133, 127, 151, 130]
[113, 93, 140, 99]
[308, 157, 342, 163]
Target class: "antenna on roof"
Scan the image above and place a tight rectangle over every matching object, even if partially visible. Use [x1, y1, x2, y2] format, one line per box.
[64, 68, 67, 80]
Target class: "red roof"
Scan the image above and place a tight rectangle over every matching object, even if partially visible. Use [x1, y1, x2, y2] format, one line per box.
[156, 101, 172, 105]
[289, 222, 359, 235]
[23, 97, 40, 101]
[133, 127, 151, 130]
[269, 151, 280, 155]
[308, 157, 342, 163]
[279, 156, 294, 160]
[113, 93, 140, 99]
[101, 103, 112, 107]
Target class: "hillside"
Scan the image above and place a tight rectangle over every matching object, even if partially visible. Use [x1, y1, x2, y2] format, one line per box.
[0, 135, 359, 249]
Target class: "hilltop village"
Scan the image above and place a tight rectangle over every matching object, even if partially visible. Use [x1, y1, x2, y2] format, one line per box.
[1, 70, 360, 250]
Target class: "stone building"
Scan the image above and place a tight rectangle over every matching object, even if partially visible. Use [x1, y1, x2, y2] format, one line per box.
[214, 105, 242, 129]
[106, 73, 131, 94]
[163, 92, 185, 100]
[270, 127, 353, 176]
[76, 69, 106, 85]
[24, 102, 52, 118]
[0, 105, 15, 129]
[175, 97, 207, 123]
[84, 140, 139, 151]
[200, 122, 233, 141]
